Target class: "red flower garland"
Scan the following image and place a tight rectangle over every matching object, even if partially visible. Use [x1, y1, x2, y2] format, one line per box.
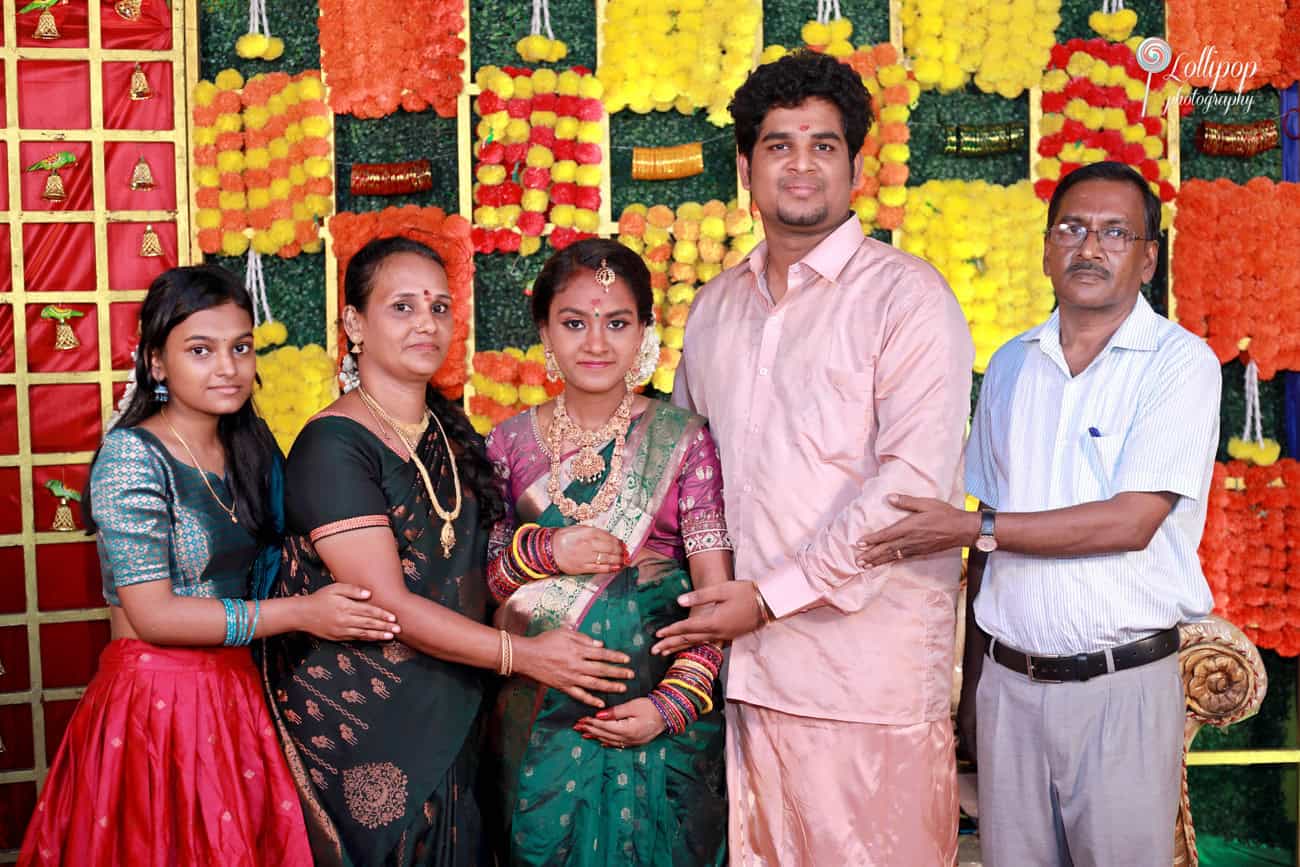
[1201, 460, 1300, 656]
[329, 206, 474, 397]
[1035, 38, 1184, 204]
[318, 0, 464, 118]
[1173, 178, 1300, 379]
[471, 66, 605, 255]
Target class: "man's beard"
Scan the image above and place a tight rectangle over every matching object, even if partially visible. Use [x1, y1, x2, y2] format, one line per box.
[775, 202, 829, 227]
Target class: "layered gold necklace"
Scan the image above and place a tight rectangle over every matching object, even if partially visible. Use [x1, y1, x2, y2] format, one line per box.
[357, 387, 462, 558]
[546, 391, 634, 521]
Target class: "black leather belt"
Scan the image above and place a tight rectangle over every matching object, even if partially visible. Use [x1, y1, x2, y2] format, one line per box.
[990, 626, 1180, 683]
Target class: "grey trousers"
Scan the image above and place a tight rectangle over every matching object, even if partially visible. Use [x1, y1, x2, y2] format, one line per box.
[976, 649, 1183, 867]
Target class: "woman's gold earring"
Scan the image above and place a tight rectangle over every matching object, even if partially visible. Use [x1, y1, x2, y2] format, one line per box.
[544, 348, 562, 382]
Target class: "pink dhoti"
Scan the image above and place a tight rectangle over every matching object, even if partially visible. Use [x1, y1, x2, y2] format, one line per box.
[726, 701, 958, 866]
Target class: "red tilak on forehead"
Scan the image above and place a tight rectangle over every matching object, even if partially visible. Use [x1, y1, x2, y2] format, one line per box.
[798, 124, 810, 131]
[588, 296, 604, 316]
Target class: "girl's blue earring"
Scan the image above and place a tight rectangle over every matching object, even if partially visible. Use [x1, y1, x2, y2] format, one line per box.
[153, 381, 169, 403]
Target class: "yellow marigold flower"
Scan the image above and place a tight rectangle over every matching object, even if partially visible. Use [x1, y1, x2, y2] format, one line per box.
[575, 165, 602, 187]
[214, 68, 244, 91]
[552, 160, 578, 183]
[222, 230, 250, 256]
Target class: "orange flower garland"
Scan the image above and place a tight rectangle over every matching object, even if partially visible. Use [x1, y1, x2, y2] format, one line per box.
[468, 345, 563, 435]
[1201, 460, 1300, 656]
[616, 200, 762, 392]
[1167, 0, 1286, 91]
[471, 66, 605, 256]
[193, 69, 249, 257]
[1172, 178, 1300, 379]
[330, 207, 475, 398]
[192, 70, 334, 259]
[318, 0, 464, 118]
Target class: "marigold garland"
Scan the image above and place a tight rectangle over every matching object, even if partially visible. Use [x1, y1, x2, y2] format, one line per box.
[1034, 38, 1183, 213]
[318, 0, 464, 118]
[759, 39, 914, 234]
[616, 200, 762, 392]
[468, 344, 564, 435]
[1172, 178, 1300, 380]
[899, 180, 1055, 373]
[1201, 460, 1300, 657]
[253, 343, 336, 454]
[330, 206, 475, 398]
[1167, 0, 1291, 90]
[471, 66, 605, 256]
[901, 0, 1062, 97]
[596, 0, 761, 126]
[192, 70, 333, 259]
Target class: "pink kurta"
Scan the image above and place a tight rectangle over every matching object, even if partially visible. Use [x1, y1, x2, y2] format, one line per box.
[674, 215, 973, 864]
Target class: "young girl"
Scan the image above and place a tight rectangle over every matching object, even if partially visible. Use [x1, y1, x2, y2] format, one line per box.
[20, 265, 398, 866]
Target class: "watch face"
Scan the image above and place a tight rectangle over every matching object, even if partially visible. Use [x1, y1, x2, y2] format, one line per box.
[975, 536, 997, 553]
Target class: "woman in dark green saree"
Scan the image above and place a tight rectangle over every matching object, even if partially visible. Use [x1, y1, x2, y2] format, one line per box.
[485, 239, 732, 866]
[261, 236, 636, 866]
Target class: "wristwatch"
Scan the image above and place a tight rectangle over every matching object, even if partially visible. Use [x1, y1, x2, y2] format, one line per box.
[974, 509, 998, 553]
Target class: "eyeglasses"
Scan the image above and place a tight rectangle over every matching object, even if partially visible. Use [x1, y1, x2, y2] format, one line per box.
[1045, 223, 1155, 252]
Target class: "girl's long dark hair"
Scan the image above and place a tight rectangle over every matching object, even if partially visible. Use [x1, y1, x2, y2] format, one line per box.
[85, 264, 281, 544]
[345, 236, 506, 529]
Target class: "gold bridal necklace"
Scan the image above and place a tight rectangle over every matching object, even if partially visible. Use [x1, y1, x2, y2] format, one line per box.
[357, 386, 462, 558]
[546, 390, 634, 521]
[160, 408, 238, 524]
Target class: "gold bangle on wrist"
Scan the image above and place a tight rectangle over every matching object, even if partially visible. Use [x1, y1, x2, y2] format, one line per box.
[752, 582, 773, 626]
[498, 629, 514, 676]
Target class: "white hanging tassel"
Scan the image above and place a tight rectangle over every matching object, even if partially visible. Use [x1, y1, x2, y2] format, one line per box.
[1241, 360, 1264, 447]
[530, 0, 553, 39]
[245, 249, 273, 327]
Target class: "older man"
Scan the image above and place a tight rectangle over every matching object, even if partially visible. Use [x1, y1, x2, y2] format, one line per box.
[858, 160, 1221, 866]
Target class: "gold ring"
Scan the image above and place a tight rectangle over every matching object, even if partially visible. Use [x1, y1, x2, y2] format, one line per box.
[596, 552, 603, 565]
[895, 548, 903, 560]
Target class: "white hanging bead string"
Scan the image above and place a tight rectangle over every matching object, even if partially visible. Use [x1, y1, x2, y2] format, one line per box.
[1241, 360, 1264, 446]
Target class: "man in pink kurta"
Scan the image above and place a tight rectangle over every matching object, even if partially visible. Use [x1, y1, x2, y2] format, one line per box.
[656, 52, 974, 865]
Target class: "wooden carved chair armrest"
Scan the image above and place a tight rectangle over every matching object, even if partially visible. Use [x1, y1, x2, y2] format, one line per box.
[1173, 616, 1269, 867]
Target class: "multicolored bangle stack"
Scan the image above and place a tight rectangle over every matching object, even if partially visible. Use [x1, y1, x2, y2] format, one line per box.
[221, 597, 261, 647]
[649, 642, 723, 735]
[487, 523, 560, 601]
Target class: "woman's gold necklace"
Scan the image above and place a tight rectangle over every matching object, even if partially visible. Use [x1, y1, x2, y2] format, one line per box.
[546, 391, 634, 521]
[356, 387, 462, 558]
[159, 409, 238, 524]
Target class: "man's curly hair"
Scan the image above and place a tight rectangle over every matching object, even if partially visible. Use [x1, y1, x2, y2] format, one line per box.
[729, 50, 871, 166]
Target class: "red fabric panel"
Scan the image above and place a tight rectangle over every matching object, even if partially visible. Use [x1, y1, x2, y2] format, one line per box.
[36, 540, 101, 611]
[0, 469, 20, 534]
[0, 704, 34, 771]
[17, 61, 90, 129]
[16, 0, 88, 48]
[103, 61, 173, 129]
[109, 301, 142, 369]
[104, 141, 175, 211]
[25, 303, 98, 373]
[0, 783, 37, 850]
[100, 0, 171, 49]
[0, 65, 6, 129]
[0, 626, 30, 691]
[28, 383, 101, 453]
[111, 380, 126, 407]
[32, 465, 91, 539]
[19, 140, 92, 212]
[22, 223, 95, 292]
[0, 142, 7, 208]
[39, 620, 110, 688]
[0, 306, 12, 372]
[107, 221, 175, 290]
[0, 224, 11, 291]
[42, 699, 81, 762]
[0, 546, 26, 613]
[0, 388, 14, 454]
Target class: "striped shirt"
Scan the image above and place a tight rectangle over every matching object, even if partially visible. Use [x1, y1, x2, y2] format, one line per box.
[965, 294, 1220, 656]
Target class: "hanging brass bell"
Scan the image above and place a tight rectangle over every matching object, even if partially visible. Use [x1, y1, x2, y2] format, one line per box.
[140, 224, 162, 257]
[130, 155, 155, 191]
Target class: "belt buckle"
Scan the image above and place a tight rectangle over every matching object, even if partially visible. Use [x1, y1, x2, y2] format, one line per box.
[1026, 656, 1063, 684]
